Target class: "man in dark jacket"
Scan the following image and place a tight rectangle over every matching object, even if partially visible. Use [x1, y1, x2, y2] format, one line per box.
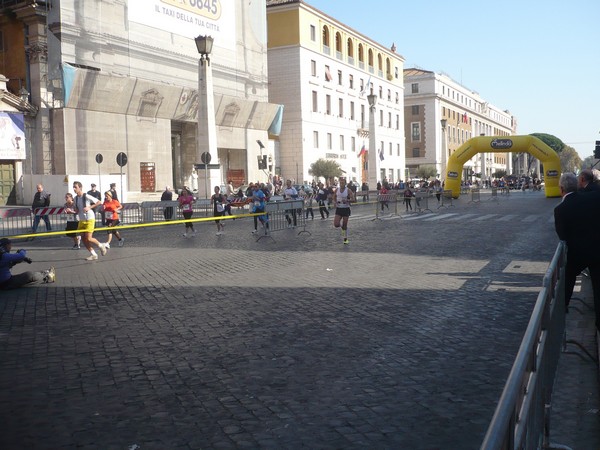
[161, 185, 175, 220]
[31, 183, 51, 233]
[554, 172, 600, 333]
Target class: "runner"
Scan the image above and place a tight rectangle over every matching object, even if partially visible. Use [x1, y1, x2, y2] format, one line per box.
[102, 191, 124, 247]
[211, 185, 227, 236]
[178, 187, 196, 237]
[72, 181, 108, 261]
[333, 177, 354, 244]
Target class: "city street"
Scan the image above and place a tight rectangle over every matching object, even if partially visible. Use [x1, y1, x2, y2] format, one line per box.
[0, 192, 578, 448]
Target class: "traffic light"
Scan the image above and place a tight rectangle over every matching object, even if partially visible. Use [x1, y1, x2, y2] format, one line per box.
[595, 141, 600, 159]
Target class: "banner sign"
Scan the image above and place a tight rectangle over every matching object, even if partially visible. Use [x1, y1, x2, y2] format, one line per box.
[128, 0, 236, 51]
[0, 112, 26, 159]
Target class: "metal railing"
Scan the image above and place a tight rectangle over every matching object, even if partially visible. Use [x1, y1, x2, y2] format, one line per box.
[480, 241, 566, 450]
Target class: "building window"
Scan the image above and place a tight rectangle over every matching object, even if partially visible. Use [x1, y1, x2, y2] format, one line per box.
[338, 70, 343, 85]
[411, 123, 421, 142]
[411, 83, 419, 94]
[388, 112, 392, 128]
[412, 105, 419, 115]
[379, 109, 383, 126]
[389, 142, 392, 156]
[351, 136, 356, 152]
[325, 65, 332, 81]
[397, 143, 400, 156]
[396, 114, 400, 130]
[313, 131, 319, 148]
[338, 98, 343, 117]
[312, 91, 318, 113]
[310, 24, 316, 41]
[350, 101, 355, 120]
[327, 133, 332, 150]
[322, 26, 330, 54]
[349, 74, 354, 89]
[387, 89, 391, 101]
[340, 135, 345, 151]
[311, 60, 317, 77]
[378, 86, 383, 99]
[395, 92, 399, 104]
[412, 147, 420, 157]
[326, 94, 331, 115]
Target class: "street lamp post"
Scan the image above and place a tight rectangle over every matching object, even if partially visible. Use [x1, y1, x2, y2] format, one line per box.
[195, 35, 217, 199]
[367, 94, 379, 189]
[440, 119, 447, 181]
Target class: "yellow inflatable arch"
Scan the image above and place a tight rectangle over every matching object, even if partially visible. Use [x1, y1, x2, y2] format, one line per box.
[444, 135, 561, 198]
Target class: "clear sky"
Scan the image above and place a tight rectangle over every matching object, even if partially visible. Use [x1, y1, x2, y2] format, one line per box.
[307, 0, 600, 159]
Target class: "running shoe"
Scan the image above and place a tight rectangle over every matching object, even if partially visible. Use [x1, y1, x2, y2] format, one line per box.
[344, 238, 349, 245]
[105, 243, 111, 249]
[44, 267, 56, 283]
[182, 233, 188, 238]
[99, 244, 107, 256]
[86, 254, 98, 261]
[118, 238, 125, 247]
[71, 244, 80, 250]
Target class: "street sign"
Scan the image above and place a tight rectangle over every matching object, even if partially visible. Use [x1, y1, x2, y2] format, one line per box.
[200, 152, 212, 164]
[116, 152, 128, 167]
[95, 153, 103, 164]
[194, 163, 220, 170]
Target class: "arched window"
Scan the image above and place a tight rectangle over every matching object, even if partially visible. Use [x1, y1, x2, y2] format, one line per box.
[322, 25, 330, 53]
[368, 49, 374, 73]
[386, 58, 392, 79]
[335, 32, 343, 60]
[358, 44, 365, 69]
[347, 38, 354, 64]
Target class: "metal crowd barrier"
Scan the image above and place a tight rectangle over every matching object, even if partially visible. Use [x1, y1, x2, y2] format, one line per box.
[438, 190, 454, 208]
[374, 191, 399, 220]
[415, 191, 433, 213]
[469, 188, 481, 203]
[480, 242, 566, 450]
[489, 188, 499, 203]
[256, 199, 308, 241]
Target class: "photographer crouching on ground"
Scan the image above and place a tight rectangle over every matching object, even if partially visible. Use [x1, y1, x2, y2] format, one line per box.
[0, 238, 55, 290]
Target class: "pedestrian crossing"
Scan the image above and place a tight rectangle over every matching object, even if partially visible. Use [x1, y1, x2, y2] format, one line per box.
[346, 210, 555, 224]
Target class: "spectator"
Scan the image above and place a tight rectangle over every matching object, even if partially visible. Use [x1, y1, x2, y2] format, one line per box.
[31, 183, 51, 235]
[161, 186, 175, 220]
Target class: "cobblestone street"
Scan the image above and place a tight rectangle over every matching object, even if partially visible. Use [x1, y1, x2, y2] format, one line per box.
[1, 193, 598, 449]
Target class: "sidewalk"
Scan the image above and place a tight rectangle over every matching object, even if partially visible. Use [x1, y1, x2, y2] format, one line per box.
[549, 273, 600, 449]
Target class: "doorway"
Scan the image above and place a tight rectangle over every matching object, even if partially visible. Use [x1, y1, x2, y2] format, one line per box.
[140, 162, 156, 192]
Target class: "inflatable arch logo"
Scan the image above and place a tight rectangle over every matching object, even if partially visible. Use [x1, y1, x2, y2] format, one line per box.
[444, 135, 561, 198]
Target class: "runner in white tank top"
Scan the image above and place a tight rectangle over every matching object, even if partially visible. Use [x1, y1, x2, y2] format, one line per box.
[333, 178, 354, 244]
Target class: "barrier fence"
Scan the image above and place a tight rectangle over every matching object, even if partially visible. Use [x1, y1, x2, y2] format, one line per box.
[480, 242, 566, 450]
[256, 199, 309, 241]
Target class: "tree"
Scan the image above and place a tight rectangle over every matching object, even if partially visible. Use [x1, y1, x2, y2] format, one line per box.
[493, 169, 507, 179]
[559, 145, 582, 173]
[416, 165, 437, 179]
[308, 158, 343, 182]
[530, 133, 565, 154]
[581, 155, 597, 171]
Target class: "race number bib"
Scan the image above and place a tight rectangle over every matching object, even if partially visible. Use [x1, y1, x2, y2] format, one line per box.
[183, 204, 192, 212]
[105, 211, 113, 219]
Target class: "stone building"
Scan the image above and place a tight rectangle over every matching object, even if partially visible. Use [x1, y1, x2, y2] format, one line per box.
[266, 0, 405, 186]
[403, 68, 517, 182]
[0, 0, 281, 204]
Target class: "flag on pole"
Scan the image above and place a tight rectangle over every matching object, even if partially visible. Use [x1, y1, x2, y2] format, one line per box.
[357, 144, 367, 158]
[360, 75, 372, 97]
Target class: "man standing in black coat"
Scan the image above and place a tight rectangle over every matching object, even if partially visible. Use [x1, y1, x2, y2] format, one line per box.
[577, 168, 600, 192]
[554, 172, 600, 333]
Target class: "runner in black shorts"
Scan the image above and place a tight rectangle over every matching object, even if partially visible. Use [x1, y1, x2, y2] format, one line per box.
[333, 177, 354, 245]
